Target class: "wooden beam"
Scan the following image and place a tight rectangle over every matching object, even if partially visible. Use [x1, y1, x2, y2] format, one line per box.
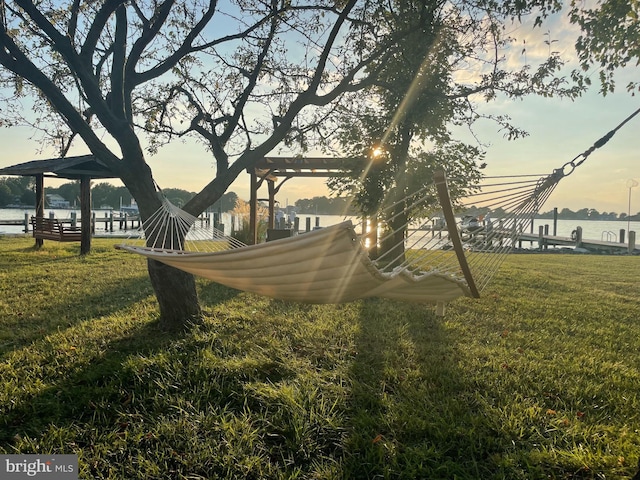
[433, 170, 480, 298]
[249, 170, 258, 245]
[34, 173, 44, 249]
[80, 176, 92, 254]
[268, 180, 275, 230]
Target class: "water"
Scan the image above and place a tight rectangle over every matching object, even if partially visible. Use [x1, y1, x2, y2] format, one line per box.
[301, 214, 640, 243]
[0, 208, 242, 237]
[2, 208, 639, 246]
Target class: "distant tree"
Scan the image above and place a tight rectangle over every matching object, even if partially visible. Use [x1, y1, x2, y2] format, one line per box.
[210, 192, 238, 213]
[161, 189, 195, 208]
[558, 208, 577, 219]
[0, 182, 11, 205]
[49, 182, 81, 207]
[574, 208, 589, 219]
[587, 208, 600, 219]
[91, 183, 117, 209]
[294, 196, 356, 215]
[90, 182, 134, 210]
[19, 188, 35, 206]
[0, 176, 33, 204]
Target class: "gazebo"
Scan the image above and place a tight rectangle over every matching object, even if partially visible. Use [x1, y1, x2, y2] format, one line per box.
[0, 154, 118, 254]
[247, 157, 364, 244]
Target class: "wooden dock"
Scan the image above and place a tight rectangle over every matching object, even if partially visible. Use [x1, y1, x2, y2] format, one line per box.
[0, 219, 27, 227]
[1, 212, 212, 235]
[411, 219, 638, 254]
[0, 213, 143, 233]
[473, 225, 638, 254]
[515, 231, 638, 254]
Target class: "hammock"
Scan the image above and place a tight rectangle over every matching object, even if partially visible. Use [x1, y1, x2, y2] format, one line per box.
[117, 107, 639, 309]
[119, 219, 470, 304]
[116, 168, 557, 310]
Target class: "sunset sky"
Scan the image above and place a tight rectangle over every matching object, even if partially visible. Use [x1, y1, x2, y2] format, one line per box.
[1, 6, 638, 215]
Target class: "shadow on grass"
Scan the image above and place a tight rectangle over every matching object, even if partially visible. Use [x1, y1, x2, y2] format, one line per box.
[0, 302, 294, 479]
[197, 280, 241, 306]
[0, 320, 188, 446]
[341, 298, 506, 479]
[0, 273, 154, 359]
[1, 243, 239, 359]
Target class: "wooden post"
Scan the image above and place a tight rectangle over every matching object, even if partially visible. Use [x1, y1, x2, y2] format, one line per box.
[305, 217, 311, 232]
[369, 217, 378, 259]
[538, 225, 545, 250]
[628, 231, 636, 254]
[434, 171, 480, 298]
[24, 213, 29, 233]
[620, 229, 625, 244]
[268, 180, 275, 230]
[544, 224, 549, 250]
[35, 173, 44, 248]
[249, 170, 258, 245]
[80, 176, 91, 255]
[574, 226, 583, 248]
[553, 207, 558, 236]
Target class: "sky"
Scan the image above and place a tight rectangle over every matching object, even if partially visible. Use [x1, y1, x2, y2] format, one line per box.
[1, 6, 638, 216]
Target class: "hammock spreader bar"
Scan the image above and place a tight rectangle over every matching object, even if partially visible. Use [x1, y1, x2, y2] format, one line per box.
[434, 170, 480, 298]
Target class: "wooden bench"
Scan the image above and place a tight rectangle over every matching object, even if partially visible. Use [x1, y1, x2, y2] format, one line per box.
[30, 217, 82, 242]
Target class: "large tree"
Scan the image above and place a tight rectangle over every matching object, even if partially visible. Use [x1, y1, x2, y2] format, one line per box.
[328, 0, 584, 263]
[0, 0, 442, 329]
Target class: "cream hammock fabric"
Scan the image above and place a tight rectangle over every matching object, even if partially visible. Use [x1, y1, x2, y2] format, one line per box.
[118, 220, 470, 304]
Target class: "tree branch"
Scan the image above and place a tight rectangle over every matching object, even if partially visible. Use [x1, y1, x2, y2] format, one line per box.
[0, 28, 122, 172]
[111, 4, 128, 119]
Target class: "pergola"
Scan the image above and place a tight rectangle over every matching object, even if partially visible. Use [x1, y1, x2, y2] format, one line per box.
[0, 154, 118, 254]
[247, 157, 365, 244]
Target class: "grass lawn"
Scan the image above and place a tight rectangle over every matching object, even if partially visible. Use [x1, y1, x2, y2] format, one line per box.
[1, 235, 639, 479]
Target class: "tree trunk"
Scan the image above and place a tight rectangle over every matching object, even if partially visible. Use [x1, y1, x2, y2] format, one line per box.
[380, 124, 411, 268]
[147, 259, 202, 330]
[383, 206, 407, 268]
[118, 157, 204, 330]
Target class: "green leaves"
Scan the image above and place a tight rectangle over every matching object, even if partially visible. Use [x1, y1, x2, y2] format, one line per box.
[569, 0, 640, 94]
